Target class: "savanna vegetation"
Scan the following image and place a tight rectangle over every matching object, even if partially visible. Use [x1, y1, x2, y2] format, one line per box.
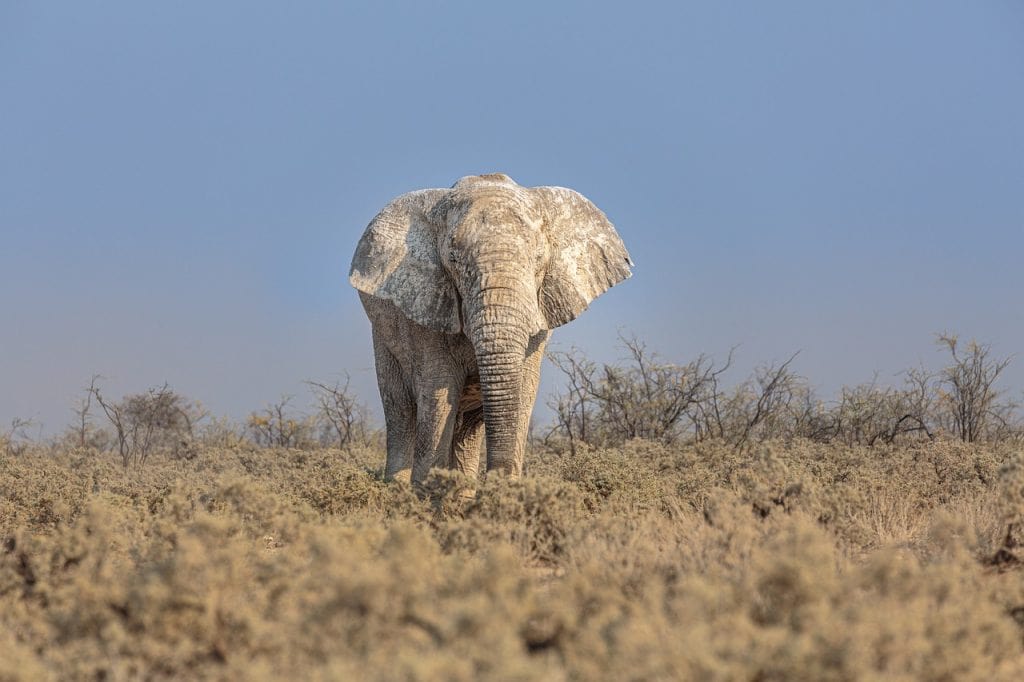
[2, 334, 1023, 680]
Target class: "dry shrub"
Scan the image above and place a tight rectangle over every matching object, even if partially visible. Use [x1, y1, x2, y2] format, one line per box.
[441, 473, 585, 563]
[0, 453, 90, 530]
[557, 440, 670, 513]
[2, 439, 1024, 679]
[546, 333, 1020, 450]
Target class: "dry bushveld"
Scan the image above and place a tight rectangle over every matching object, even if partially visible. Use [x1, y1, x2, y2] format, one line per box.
[3, 438, 1024, 681]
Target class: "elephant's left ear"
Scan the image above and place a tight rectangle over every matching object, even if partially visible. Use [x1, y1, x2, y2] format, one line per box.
[533, 187, 633, 329]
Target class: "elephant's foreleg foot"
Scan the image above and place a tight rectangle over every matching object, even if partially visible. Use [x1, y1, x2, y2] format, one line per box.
[373, 343, 416, 483]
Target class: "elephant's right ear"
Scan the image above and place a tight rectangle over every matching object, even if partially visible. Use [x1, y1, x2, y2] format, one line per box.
[349, 189, 461, 333]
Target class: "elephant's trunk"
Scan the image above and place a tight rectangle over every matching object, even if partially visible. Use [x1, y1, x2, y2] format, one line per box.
[470, 284, 532, 477]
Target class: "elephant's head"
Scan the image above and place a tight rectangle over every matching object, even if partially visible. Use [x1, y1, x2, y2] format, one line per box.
[350, 173, 632, 473]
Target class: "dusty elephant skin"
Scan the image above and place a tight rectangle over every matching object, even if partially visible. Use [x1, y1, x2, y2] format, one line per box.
[350, 173, 632, 483]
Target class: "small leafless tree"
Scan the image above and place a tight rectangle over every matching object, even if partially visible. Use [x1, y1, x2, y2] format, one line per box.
[783, 383, 836, 443]
[91, 382, 199, 467]
[822, 369, 935, 447]
[831, 378, 887, 445]
[546, 335, 723, 448]
[247, 395, 313, 448]
[545, 346, 598, 454]
[71, 374, 103, 448]
[890, 366, 937, 443]
[2, 417, 34, 455]
[593, 335, 719, 443]
[685, 349, 736, 442]
[733, 353, 803, 447]
[306, 375, 369, 448]
[689, 352, 804, 449]
[935, 334, 1013, 443]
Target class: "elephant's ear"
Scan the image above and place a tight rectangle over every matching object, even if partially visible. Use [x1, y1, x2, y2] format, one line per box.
[534, 187, 633, 329]
[349, 189, 461, 333]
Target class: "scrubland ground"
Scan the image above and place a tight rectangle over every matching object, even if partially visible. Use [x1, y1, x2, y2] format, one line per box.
[3, 440, 1024, 680]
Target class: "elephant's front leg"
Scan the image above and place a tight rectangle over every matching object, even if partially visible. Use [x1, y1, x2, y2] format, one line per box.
[411, 374, 463, 486]
[371, 333, 416, 483]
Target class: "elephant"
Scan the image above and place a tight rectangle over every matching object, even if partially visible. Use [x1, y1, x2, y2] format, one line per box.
[349, 173, 632, 484]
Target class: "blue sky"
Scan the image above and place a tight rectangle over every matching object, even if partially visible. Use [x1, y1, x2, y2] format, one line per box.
[2, 1, 1022, 433]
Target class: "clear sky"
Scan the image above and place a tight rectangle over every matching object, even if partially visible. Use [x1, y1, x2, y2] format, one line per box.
[2, 1, 1023, 434]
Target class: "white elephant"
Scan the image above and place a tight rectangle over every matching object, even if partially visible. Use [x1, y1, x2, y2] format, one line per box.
[350, 173, 632, 483]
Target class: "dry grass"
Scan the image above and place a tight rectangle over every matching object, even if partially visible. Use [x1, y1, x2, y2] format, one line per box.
[2, 439, 1024, 680]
